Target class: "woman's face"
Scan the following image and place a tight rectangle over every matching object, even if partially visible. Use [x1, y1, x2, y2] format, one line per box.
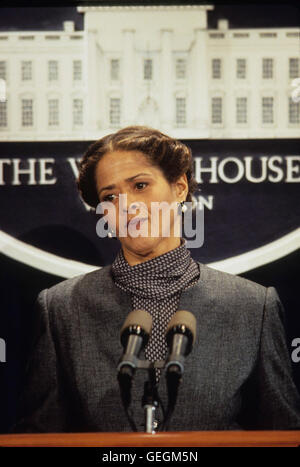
[95, 150, 187, 262]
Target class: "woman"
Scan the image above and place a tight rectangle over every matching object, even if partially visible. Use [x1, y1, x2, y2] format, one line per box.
[13, 126, 300, 432]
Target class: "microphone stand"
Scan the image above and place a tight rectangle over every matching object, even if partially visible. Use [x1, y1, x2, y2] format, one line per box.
[142, 368, 159, 434]
[119, 357, 184, 433]
[118, 359, 166, 433]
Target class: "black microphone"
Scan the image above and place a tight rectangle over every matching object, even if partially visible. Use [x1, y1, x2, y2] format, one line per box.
[117, 310, 151, 432]
[165, 310, 197, 377]
[161, 310, 197, 431]
[117, 309, 152, 379]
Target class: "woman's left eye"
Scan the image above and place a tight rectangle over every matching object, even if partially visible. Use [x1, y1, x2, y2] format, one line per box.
[135, 182, 148, 190]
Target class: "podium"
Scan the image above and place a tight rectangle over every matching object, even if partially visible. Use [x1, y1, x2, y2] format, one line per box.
[0, 431, 300, 447]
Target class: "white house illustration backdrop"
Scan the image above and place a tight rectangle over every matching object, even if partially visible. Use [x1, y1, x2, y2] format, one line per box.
[0, 4, 299, 142]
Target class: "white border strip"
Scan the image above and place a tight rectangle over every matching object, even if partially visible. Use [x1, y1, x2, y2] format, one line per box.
[0, 230, 98, 277]
[208, 228, 300, 274]
[0, 228, 299, 278]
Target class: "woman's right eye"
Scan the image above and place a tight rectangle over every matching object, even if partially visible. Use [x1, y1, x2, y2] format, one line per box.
[102, 193, 119, 202]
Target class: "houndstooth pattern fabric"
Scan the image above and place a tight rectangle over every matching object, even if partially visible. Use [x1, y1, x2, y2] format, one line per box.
[111, 238, 200, 382]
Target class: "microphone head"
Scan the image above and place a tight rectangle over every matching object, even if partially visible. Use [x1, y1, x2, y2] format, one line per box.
[166, 310, 197, 352]
[120, 309, 152, 347]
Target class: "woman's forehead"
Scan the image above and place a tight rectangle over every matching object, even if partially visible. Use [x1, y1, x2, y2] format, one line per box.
[100, 150, 150, 169]
[95, 150, 163, 186]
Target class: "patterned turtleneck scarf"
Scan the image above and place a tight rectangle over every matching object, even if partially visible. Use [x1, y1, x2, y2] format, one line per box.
[110, 238, 200, 382]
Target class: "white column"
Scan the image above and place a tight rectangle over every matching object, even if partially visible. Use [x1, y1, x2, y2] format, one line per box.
[276, 54, 286, 137]
[122, 29, 136, 127]
[35, 53, 47, 138]
[61, 52, 73, 138]
[249, 54, 260, 136]
[86, 29, 99, 133]
[9, 46, 19, 137]
[193, 28, 209, 132]
[160, 29, 173, 130]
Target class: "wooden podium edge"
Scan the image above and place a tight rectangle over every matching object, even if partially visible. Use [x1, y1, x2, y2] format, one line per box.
[0, 431, 300, 447]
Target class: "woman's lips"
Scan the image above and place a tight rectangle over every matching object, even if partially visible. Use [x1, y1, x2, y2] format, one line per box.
[126, 217, 148, 229]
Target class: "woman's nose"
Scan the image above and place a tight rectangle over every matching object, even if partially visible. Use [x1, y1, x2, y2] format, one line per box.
[119, 193, 140, 213]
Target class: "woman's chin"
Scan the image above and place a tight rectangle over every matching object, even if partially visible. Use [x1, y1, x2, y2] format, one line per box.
[121, 235, 160, 253]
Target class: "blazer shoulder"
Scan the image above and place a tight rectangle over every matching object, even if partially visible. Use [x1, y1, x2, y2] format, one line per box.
[41, 265, 113, 306]
[198, 261, 267, 303]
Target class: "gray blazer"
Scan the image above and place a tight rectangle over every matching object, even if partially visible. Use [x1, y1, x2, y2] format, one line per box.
[12, 261, 300, 432]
